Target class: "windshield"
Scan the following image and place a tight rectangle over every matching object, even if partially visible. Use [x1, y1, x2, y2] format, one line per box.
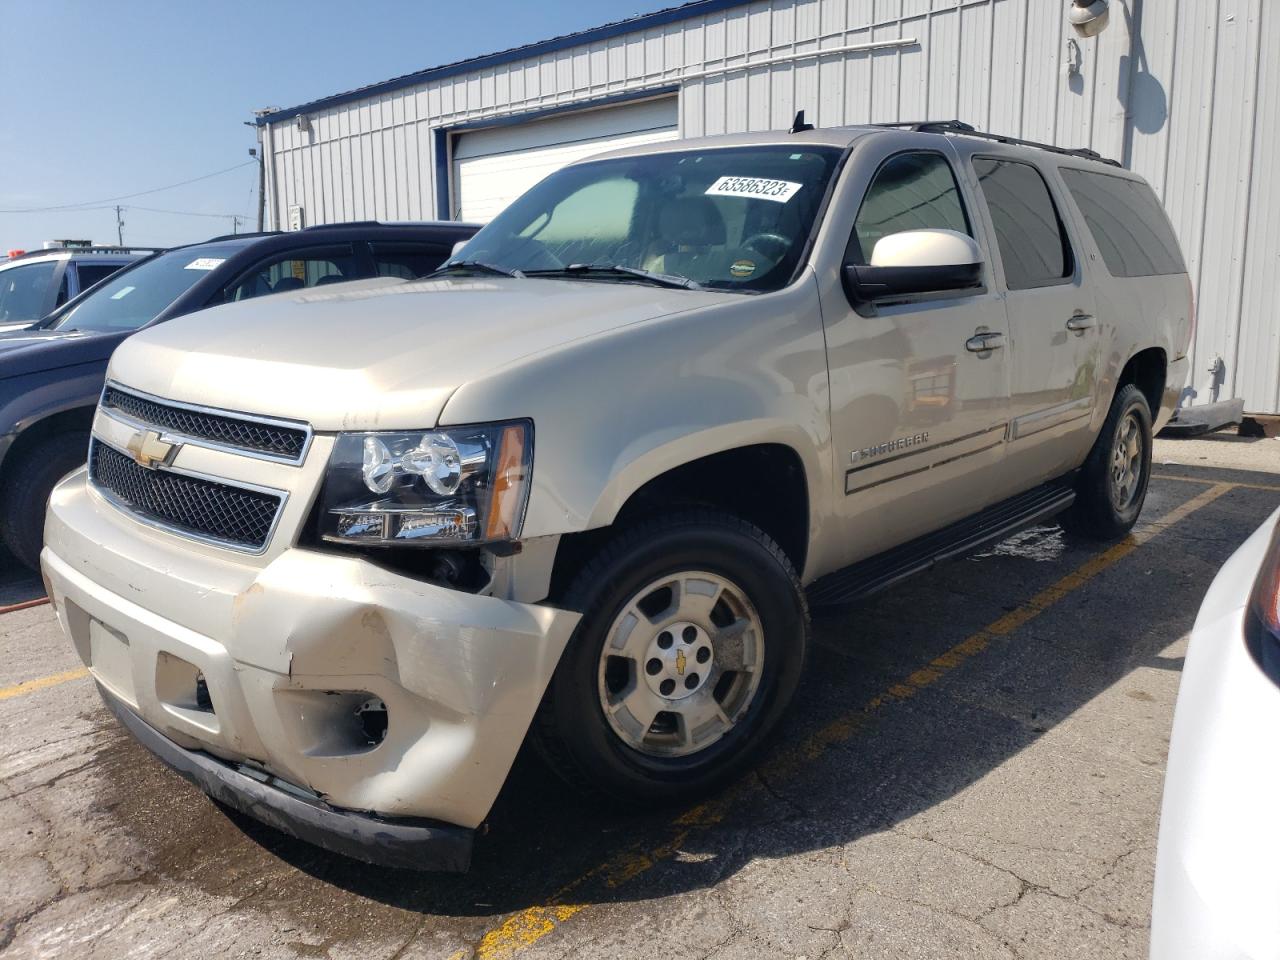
[49, 244, 240, 332]
[0, 260, 58, 323]
[450, 145, 843, 293]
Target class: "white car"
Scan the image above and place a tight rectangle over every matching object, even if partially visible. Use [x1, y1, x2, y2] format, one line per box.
[1152, 506, 1280, 959]
[0, 247, 154, 333]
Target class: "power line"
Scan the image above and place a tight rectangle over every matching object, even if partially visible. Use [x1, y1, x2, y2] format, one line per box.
[0, 160, 257, 213]
[127, 204, 258, 220]
[3, 202, 255, 221]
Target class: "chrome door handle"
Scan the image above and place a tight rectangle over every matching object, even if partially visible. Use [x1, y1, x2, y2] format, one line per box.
[1066, 314, 1096, 332]
[965, 331, 1006, 353]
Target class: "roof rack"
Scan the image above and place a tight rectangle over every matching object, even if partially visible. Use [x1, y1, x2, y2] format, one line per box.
[874, 120, 1122, 167]
[5, 245, 164, 261]
[203, 231, 280, 242]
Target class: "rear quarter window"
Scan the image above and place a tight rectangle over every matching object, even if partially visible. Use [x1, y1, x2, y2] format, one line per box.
[1059, 169, 1186, 277]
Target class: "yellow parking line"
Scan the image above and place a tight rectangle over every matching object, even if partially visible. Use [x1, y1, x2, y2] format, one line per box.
[460, 481, 1235, 960]
[1154, 472, 1280, 493]
[0, 666, 89, 702]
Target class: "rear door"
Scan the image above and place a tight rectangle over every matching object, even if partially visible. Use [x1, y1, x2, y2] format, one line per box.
[968, 154, 1098, 480]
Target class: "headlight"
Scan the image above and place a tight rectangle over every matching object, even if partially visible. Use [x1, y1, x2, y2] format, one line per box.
[319, 421, 531, 546]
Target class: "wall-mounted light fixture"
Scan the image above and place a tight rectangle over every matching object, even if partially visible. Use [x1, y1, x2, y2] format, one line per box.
[1069, 0, 1110, 38]
[296, 114, 312, 134]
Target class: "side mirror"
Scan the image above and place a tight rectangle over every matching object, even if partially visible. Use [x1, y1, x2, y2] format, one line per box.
[844, 229, 983, 303]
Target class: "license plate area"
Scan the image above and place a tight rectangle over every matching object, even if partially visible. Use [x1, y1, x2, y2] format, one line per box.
[89, 618, 137, 705]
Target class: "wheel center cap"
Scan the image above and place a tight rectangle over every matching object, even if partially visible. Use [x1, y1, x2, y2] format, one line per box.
[643, 620, 714, 700]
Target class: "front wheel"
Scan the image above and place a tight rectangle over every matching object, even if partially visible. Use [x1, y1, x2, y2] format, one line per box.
[1063, 383, 1153, 540]
[0, 432, 87, 570]
[533, 510, 808, 804]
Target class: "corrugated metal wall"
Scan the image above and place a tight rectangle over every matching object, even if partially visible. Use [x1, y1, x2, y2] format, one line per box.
[264, 0, 1278, 412]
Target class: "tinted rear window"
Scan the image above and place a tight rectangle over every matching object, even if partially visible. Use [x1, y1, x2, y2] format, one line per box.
[75, 262, 124, 290]
[973, 158, 1072, 290]
[1059, 169, 1186, 277]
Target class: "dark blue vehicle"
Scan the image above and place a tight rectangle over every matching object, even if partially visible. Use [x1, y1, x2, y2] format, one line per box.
[0, 220, 478, 568]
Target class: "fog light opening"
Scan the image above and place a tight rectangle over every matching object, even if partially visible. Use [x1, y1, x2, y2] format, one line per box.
[355, 697, 388, 744]
[195, 672, 214, 713]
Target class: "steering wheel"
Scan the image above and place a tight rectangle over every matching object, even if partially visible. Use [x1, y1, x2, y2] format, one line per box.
[741, 232, 791, 261]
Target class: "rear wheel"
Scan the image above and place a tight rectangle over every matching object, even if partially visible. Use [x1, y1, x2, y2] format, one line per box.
[1064, 383, 1152, 540]
[0, 433, 87, 570]
[533, 510, 808, 804]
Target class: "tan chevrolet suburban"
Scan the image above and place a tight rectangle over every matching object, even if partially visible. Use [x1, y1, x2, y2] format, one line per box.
[41, 120, 1192, 871]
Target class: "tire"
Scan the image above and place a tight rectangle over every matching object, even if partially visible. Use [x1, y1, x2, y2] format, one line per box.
[533, 510, 808, 805]
[1063, 383, 1153, 541]
[0, 433, 88, 570]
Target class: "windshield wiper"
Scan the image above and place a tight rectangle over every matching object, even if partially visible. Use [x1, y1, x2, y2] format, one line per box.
[429, 260, 525, 279]
[525, 264, 702, 290]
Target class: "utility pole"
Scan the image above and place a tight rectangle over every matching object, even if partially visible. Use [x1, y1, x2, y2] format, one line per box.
[249, 107, 278, 232]
[254, 145, 266, 232]
[115, 206, 124, 246]
[231, 215, 243, 235]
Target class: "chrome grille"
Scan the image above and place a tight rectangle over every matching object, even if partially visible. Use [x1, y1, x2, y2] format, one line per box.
[89, 441, 282, 551]
[101, 385, 309, 462]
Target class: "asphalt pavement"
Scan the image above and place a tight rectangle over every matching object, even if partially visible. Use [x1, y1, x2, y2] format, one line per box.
[1, 435, 1277, 959]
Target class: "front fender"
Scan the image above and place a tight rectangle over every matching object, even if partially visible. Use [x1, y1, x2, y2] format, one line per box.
[439, 274, 835, 554]
[0, 361, 106, 473]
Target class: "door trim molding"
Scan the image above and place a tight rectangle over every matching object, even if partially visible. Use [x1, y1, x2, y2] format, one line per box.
[1009, 397, 1091, 441]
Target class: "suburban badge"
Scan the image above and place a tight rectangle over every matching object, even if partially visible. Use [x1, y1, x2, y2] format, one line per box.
[851, 432, 929, 466]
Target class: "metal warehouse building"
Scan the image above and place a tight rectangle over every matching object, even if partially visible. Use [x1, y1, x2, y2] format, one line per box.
[255, 0, 1277, 413]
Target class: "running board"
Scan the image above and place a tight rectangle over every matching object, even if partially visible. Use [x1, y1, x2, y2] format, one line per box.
[806, 482, 1076, 609]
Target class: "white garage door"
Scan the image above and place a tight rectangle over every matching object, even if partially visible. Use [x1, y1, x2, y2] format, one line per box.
[452, 97, 678, 222]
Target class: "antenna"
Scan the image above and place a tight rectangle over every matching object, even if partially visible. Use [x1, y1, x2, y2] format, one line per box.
[790, 110, 815, 134]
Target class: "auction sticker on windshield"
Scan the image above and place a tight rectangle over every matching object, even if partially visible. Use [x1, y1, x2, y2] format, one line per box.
[184, 258, 225, 271]
[705, 176, 802, 203]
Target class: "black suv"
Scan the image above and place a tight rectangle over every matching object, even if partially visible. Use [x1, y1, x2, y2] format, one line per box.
[0, 220, 478, 568]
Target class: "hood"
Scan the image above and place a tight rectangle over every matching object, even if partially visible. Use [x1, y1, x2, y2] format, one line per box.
[108, 277, 737, 430]
[0, 327, 125, 379]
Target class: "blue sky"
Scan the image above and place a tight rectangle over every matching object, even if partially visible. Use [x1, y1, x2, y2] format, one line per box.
[0, 0, 671, 251]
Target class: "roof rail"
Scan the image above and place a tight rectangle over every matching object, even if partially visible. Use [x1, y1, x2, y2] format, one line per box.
[874, 120, 1122, 167]
[5, 245, 164, 261]
[302, 220, 384, 230]
[203, 231, 281, 242]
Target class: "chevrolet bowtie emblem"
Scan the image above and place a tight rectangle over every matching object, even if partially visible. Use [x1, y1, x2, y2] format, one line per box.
[126, 429, 178, 470]
[675, 648, 687, 676]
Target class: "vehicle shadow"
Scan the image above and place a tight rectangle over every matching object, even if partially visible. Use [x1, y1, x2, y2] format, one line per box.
[0, 546, 44, 607]
[97, 465, 1276, 924]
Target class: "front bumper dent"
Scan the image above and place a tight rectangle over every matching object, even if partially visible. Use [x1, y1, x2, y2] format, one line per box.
[42, 470, 581, 865]
[101, 682, 473, 871]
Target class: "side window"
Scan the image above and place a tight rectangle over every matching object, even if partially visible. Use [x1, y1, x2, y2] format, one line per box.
[852, 152, 970, 263]
[371, 243, 448, 280]
[972, 158, 1073, 290]
[222, 246, 360, 302]
[1059, 169, 1186, 278]
[75, 262, 124, 291]
[0, 261, 58, 321]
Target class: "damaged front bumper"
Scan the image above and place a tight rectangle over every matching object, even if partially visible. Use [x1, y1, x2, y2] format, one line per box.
[100, 683, 474, 870]
[42, 469, 580, 870]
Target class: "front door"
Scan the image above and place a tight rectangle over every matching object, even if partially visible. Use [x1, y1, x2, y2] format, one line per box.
[820, 146, 1012, 567]
[969, 154, 1098, 481]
